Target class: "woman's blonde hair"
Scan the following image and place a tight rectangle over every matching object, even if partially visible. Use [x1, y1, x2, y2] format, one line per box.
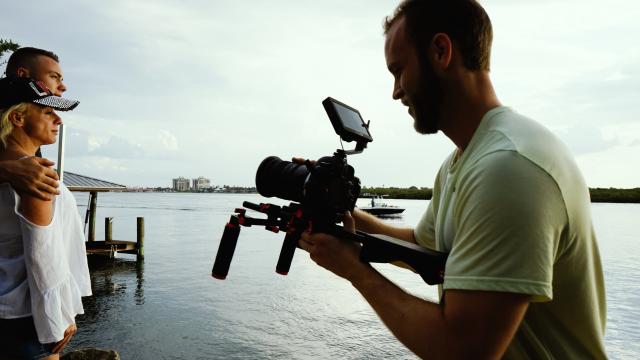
[0, 102, 30, 147]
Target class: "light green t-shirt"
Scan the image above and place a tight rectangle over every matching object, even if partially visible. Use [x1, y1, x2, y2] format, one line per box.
[415, 107, 607, 359]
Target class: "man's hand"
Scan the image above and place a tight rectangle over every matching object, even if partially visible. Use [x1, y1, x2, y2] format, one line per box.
[299, 212, 371, 282]
[0, 157, 60, 200]
[51, 323, 77, 354]
[291, 157, 313, 166]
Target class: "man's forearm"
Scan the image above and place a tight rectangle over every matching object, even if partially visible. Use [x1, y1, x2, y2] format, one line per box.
[348, 263, 446, 359]
[349, 265, 528, 359]
[300, 224, 527, 359]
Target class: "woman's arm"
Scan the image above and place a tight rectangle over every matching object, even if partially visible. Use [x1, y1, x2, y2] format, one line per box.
[51, 324, 77, 354]
[19, 193, 53, 226]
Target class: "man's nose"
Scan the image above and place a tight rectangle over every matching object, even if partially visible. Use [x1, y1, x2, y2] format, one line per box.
[392, 85, 404, 100]
[58, 81, 67, 94]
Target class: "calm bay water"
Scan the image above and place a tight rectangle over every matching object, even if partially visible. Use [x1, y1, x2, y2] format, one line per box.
[66, 193, 639, 359]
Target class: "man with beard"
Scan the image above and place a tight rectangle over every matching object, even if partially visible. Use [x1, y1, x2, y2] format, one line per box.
[299, 0, 607, 359]
[0, 47, 67, 201]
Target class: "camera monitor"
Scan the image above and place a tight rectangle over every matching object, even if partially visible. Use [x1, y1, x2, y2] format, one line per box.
[322, 97, 373, 145]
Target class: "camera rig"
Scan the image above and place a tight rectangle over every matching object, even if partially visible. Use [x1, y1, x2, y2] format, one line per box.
[211, 97, 448, 285]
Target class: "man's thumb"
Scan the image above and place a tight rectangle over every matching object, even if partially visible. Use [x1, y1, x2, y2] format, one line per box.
[343, 211, 356, 233]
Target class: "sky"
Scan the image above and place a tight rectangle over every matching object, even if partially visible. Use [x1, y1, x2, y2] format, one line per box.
[1, 0, 639, 188]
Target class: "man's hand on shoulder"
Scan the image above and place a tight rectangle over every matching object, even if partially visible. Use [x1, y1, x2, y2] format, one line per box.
[0, 157, 60, 200]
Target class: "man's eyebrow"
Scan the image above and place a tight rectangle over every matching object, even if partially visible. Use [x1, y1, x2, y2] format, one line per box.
[49, 71, 63, 79]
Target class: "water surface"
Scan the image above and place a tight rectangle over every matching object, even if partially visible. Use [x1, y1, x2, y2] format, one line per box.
[67, 193, 639, 359]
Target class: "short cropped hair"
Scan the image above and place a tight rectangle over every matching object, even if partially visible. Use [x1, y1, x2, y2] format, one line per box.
[384, 0, 493, 71]
[5, 47, 60, 77]
[0, 103, 30, 147]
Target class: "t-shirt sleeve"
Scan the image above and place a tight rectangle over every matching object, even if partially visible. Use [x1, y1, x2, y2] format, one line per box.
[443, 150, 566, 302]
[414, 200, 436, 249]
[415, 155, 452, 250]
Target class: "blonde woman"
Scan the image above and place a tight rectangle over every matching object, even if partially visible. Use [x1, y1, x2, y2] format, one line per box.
[0, 77, 91, 360]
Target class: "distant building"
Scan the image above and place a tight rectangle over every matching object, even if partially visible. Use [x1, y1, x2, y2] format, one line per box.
[172, 177, 190, 192]
[192, 176, 211, 191]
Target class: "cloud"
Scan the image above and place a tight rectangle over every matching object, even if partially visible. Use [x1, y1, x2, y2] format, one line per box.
[67, 128, 185, 162]
[61, 128, 144, 159]
[576, 145, 640, 188]
[557, 126, 619, 155]
[558, 63, 640, 127]
[156, 130, 179, 152]
[78, 157, 129, 172]
[88, 136, 145, 158]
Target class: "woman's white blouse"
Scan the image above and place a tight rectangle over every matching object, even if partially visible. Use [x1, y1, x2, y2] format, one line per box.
[0, 183, 91, 343]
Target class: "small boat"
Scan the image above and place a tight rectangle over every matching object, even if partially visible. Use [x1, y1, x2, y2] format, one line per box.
[358, 195, 405, 216]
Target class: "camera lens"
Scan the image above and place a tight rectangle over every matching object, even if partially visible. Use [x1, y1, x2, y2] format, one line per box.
[255, 156, 309, 202]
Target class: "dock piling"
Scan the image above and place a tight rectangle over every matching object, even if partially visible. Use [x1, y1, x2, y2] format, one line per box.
[105, 217, 113, 241]
[88, 191, 98, 242]
[136, 217, 145, 261]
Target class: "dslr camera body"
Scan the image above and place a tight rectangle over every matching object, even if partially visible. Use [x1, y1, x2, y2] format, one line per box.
[255, 97, 372, 226]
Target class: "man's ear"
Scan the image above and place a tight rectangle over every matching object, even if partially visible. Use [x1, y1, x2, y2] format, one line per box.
[16, 67, 31, 78]
[430, 33, 453, 70]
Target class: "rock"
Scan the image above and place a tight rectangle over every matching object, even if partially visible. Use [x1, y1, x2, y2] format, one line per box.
[61, 348, 120, 360]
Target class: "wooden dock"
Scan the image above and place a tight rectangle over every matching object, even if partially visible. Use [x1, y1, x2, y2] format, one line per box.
[86, 240, 140, 257]
[84, 209, 145, 261]
[63, 172, 144, 262]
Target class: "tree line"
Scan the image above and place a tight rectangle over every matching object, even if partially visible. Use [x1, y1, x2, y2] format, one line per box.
[0, 39, 20, 67]
[589, 188, 640, 203]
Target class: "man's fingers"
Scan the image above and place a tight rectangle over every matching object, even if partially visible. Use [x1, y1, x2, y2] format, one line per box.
[33, 156, 56, 167]
[299, 231, 314, 252]
[39, 175, 61, 191]
[291, 157, 316, 166]
[35, 190, 54, 201]
[41, 166, 60, 182]
[35, 167, 61, 198]
[343, 211, 356, 233]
